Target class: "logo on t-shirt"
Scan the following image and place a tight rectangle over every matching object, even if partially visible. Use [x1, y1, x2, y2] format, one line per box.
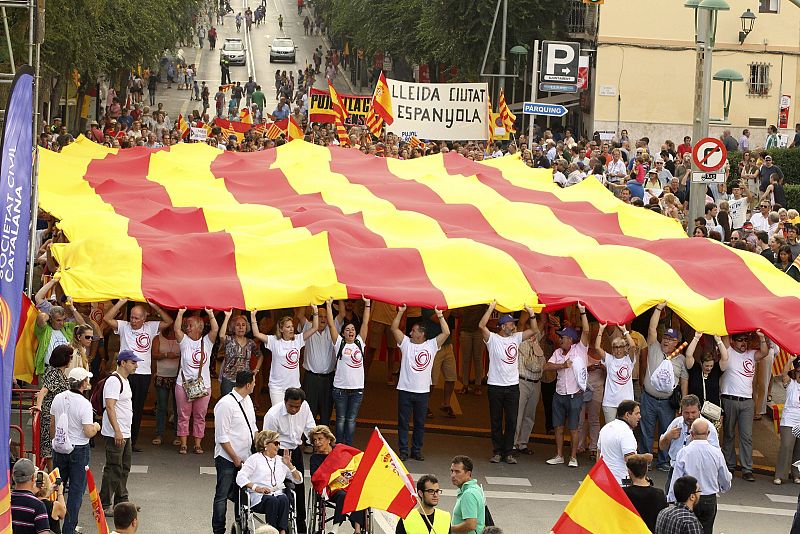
[612, 365, 631, 386]
[282, 348, 300, 370]
[134, 332, 152, 352]
[190, 348, 204, 368]
[344, 347, 363, 369]
[411, 349, 432, 372]
[502, 343, 518, 365]
[740, 358, 755, 378]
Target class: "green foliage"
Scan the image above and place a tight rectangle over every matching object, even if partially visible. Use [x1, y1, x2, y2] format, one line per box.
[785, 185, 800, 211]
[728, 148, 800, 186]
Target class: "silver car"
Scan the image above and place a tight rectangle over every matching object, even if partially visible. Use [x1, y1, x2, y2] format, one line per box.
[269, 37, 297, 63]
[220, 38, 246, 66]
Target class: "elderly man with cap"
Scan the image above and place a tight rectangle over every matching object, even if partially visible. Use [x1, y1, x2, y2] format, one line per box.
[478, 301, 539, 464]
[531, 145, 550, 169]
[542, 303, 591, 468]
[50, 367, 100, 534]
[100, 350, 142, 517]
[639, 301, 689, 472]
[10, 458, 50, 534]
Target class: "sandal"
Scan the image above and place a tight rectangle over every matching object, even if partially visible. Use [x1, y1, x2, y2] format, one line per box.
[151, 436, 162, 446]
[194, 446, 204, 455]
[178, 446, 188, 455]
[473, 386, 483, 396]
[172, 438, 182, 446]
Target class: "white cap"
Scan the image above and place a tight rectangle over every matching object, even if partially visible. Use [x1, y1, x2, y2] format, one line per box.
[68, 367, 93, 382]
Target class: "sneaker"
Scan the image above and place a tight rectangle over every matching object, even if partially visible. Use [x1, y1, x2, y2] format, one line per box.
[411, 453, 425, 461]
[568, 458, 578, 468]
[489, 454, 502, 463]
[546, 455, 564, 465]
[774, 478, 782, 485]
[657, 465, 671, 473]
[103, 506, 114, 517]
[504, 455, 517, 464]
[398, 452, 409, 461]
[742, 471, 756, 482]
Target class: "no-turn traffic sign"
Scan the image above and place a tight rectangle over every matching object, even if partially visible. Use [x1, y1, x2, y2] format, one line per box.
[692, 137, 727, 173]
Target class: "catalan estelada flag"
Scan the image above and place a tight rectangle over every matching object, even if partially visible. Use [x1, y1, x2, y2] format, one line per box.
[35, 137, 800, 352]
[287, 116, 303, 141]
[774, 347, 794, 376]
[551, 458, 650, 533]
[266, 119, 287, 140]
[342, 428, 416, 518]
[328, 81, 350, 146]
[177, 114, 190, 140]
[86, 466, 109, 534]
[364, 71, 393, 137]
[13, 293, 38, 384]
[498, 89, 516, 134]
[311, 443, 363, 498]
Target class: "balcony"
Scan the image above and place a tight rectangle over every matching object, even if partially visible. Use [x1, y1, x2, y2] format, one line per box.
[566, 0, 598, 38]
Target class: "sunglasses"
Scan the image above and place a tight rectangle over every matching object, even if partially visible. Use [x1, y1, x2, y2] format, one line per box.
[612, 344, 628, 349]
[82, 335, 93, 340]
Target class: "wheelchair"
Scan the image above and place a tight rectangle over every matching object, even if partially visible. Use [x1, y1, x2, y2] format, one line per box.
[307, 486, 373, 534]
[231, 483, 298, 534]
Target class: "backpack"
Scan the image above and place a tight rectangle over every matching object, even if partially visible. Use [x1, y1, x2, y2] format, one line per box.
[52, 396, 74, 455]
[90, 373, 123, 418]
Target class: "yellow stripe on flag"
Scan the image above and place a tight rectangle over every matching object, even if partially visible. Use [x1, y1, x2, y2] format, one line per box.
[564, 475, 650, 533]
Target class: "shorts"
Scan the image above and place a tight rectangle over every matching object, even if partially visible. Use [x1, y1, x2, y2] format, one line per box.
[432, 344, 456, 384]
[367, 321, 397, 350]
[552, 392, 583, 430]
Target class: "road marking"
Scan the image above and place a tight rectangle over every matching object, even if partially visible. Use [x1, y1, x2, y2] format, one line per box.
[200, 467, 215, 475]
[766, 493, 798, 504]
[373, 510, 396, 534]
[484, 476, 532, 487]
[130, 465, 148, 474]
[717, 503, 794, 517]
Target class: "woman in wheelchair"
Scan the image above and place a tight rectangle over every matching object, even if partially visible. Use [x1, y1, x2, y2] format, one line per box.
[309, 425, 366, 534]
[237, 430, 303, 534]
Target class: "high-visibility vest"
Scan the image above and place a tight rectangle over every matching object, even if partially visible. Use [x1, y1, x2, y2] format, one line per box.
[401, 508, 451, 534]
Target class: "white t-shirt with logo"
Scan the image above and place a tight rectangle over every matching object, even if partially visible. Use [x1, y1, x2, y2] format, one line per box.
[116, 320, 161, 375]
[720, 347, 757, 398]
[50, 390, 94, 446]
[178, 334, 212, 388]
[486, 332, 523, 386]
[397, 337, 440, 394]
[598, 418, 638, 484]
[265, 334, 305, 390]
[333, 335, 365, 389]
[602, 353, 635, 408]
[101, 373, 133, 438]
[45, 329, 69, 366]
[781, 380, 800, 427]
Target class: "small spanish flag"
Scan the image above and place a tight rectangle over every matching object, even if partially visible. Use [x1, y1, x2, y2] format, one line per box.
[239, 107, 253, 124]
[551, 458, 650, 533]
[86, 466, 109, 534]
[364, 71, 393, 137]
[287, 115, 303, 141]
[177, 114, 190, 140]
[342, 428, 416, 519]
[220, 83, 235, 92]
[311, 443, 363, 498]
[13, 294, 38, 384]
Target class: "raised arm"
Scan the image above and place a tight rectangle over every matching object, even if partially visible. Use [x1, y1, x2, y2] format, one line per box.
[34, 276, 60, 306]
[685, 331, 702, 370]
[433, 307, 450, 347]
[64, 297, 86, 325]
[478, 300, 496, 342]
[360, 296, 371, 340]
[301, 303, 319, 341]
[103, 298, 128, 331]
[577, 303, 590, 346]
[595, 322, 607, 354]
[619, 325, 637, 365]
[390, 304, 406, 346]
[174, 308, 186, 343]
[206, 308, 220, 343]
[148, 301, 173, 332]
[325, 299, 339, 345]
[716, 335, 729, 372]
[755, 330, 769, 361]
[250, 310, 269, 343]
[520, 305, 538, 341]
[218, 310, 233, 343]
[648, 301, 666, 345]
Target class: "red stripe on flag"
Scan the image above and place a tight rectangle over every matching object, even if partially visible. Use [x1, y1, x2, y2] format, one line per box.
[84, 149, 246, 309]
[213, 149, 446, 306]
[0, 481, 10, 533]
[587, 458, 641, 516]
[551, 511, 593, 534]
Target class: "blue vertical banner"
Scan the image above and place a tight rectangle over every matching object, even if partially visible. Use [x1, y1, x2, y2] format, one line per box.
[0, 64, 34, 534]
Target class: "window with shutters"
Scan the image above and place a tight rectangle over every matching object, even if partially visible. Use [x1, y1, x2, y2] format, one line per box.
[748, 63, 770, 96]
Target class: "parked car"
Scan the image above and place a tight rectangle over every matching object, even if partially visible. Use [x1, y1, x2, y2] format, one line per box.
[220, 38, 246, 66]
[269, 37, 297, 63]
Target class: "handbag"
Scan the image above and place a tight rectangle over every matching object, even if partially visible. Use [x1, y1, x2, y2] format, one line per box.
[181, 337, 209, 401]
[700, 372, 722, 422]
[231, 392, 257, 455]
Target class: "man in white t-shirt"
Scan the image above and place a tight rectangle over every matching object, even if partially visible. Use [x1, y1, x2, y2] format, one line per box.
[391, 304, 450, 461]
[598, 400, 649, 484]
[543, 304, 591, 468]
[100, 350, 141, 516]
[478, 300, 539, 464]
[50, 367, 100, 534]
[719, 330, 769, 482]
[103, 298, 173, 451]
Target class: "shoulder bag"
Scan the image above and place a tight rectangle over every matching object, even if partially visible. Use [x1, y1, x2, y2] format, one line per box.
[231, 392, 258, 454]
[181, 337, 209, 401]
[700, 371, 722, 423]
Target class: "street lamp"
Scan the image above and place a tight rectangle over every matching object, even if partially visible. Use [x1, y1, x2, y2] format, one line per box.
[739, 8, 756, 43]
[712, 68, 744, 122]
[509, 45, 529, 106]
[697, 0, 730, 47]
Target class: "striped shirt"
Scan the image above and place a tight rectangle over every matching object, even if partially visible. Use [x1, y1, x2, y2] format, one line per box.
[10, 490, 50, 533]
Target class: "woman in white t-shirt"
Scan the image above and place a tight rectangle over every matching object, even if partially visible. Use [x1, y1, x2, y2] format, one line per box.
[595, 323, 637, 425]
[151, 326, 181, 446]
[776, 357, 800, 485]
[325, 297, 371, 445]
[66, 324, 94, 376]
[251, 305, 318, 407]
[174, 308, 219, 455]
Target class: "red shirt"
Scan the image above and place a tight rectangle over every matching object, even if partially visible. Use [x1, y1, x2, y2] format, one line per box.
[677, 143, 692, 158]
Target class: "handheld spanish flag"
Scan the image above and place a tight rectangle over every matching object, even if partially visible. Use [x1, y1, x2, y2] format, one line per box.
[311, 444, 363, 498]
[177, 114, 190, 140]
[86, 466, 109, 534]
[342, 428, 416, 519]
[551, 458, 649, 533]
[239, 107, 253, 124]
[498, 89, 517, 134]
[287, 115, 304, 141]
[364, 71, 393, 137]
[13, 293, 38, 384]
[220, 83, 235, 93]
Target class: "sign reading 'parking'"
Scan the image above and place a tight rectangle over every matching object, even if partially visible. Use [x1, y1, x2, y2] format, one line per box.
[540, 41, 580, 85]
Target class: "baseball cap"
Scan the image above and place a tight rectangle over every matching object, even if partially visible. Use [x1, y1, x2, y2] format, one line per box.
[68, 367, 93, 382]
[117, 349, 144, 363]
[577, 161, 585, 169]
[663, 328, 681, 340]
[648, 168, 658, 174]
[497, 314, 515, 326]
[742, 221, 754, 231]
[556, 327, 580, 342]
[765, 155, 773, 160]
[12, 458, 35, 483]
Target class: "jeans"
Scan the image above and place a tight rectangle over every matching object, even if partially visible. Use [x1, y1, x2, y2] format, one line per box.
[220, 377, 236, 397]
[488, 384, 520, 457]
[100, 436, 131, 508]
[721, 396, 754, 472]
[53, 443, 90, 534]
[212, 456, 239, 534]
[128, 373, 152, 446]
[694, 494, 717, 534]
[332, 388, 363, 446]
[155, 380, 177, 437]
[397, 390, 429, 455]
[638, 391, 675, 468]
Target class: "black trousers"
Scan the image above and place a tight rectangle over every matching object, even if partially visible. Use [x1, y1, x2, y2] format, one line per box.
[303, 371, 334, 427]
[487, 384, 520, 457]
[694, 494, 717, 534]
[128, 373, 152, 446]
[279, 447, 306, 533]
[541, 380, 556, 432]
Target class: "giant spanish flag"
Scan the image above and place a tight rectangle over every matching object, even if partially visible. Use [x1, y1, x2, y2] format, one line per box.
[342, 428, 416, 518]
[551, 458, 650, 533]
[36, 137, 800, 351]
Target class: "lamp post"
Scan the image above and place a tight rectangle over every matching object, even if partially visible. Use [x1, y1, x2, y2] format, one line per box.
[686, 0, 730, 236]
[509, 45, 529, 110]
[712, 69, 744, 123]
[739, 8, 756, 44]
